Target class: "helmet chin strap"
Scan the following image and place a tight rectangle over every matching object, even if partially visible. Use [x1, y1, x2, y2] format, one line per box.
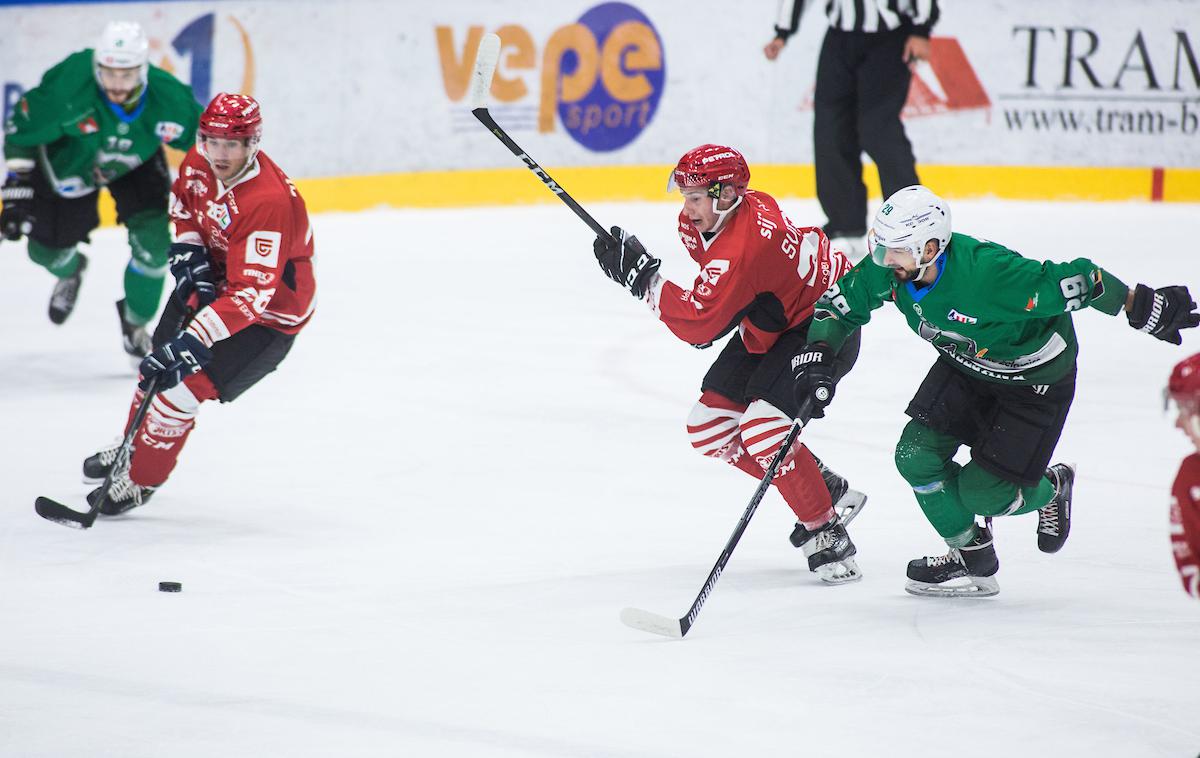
[710, 194, 743, 233]
[911, 241, 945, 279]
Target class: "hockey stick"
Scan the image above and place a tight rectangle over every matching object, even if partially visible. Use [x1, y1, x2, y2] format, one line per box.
[35, 376, 162, 529]
[621, 397, 820, 639]
[469, 33, 613, 243]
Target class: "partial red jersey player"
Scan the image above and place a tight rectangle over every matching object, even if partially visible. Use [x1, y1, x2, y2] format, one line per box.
[591, 144, 865, 584]
[1166, 353, 1200, 600]
[81, 92, 316, 515]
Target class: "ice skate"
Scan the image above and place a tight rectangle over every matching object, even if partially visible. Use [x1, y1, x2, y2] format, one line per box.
[82, 439, 122, 483]
[905, 523, 999, 597]
[811, 455, 868, 524]
[117, 299, 153, 362]
[87, 463, 155, 516]
[48, 253, 87, 324]
[792, 517, 862, 584]
[1038, 463, 1075, 554]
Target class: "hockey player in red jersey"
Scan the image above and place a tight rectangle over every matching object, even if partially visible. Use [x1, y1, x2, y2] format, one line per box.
[1167, 353, 1200, 600]
[591, 144, 864, 583]
[81, 92, 315, 514]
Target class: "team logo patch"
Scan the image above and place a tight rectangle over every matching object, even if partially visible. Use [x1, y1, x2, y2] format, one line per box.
[246, 230, 281, 268]
[701, 259, 730, 286]
[947, 308, 978, 324]
[206, 202, 231, 229]
[77, 116, 99, 134]
[155, 121, 185, 142]
[1025, 292, 1040, 311]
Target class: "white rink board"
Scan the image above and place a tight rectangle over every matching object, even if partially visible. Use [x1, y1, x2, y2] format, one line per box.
[1, 0, 1197, 178]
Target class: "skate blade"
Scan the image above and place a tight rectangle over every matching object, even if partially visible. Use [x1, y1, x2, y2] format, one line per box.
[817, 557, 862, 585]
[836, 491, 867, 527]
[904, 575, 999, 598]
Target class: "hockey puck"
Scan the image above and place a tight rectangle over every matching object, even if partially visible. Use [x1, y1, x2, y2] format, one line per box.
[158, 581, 182, 593]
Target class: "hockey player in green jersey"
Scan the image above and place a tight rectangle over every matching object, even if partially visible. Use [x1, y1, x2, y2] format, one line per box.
[0, 21, 202, 359]
[792, 185, 1199, 597]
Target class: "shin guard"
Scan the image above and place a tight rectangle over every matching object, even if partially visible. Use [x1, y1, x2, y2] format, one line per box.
[127, 372, 218, 487]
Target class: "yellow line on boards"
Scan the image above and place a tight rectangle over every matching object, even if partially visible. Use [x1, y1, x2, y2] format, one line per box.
[94, 164, 1200, 227]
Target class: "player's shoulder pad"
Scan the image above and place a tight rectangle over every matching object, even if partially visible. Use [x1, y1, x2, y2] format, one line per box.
[241, 159, 300, 215]
[32, 50, 97, 105]
[741, 190, 788, 246]
[1180, 452, 1200, 484]
[147, 64, 201, 103]
[954, 232, 1029, 274]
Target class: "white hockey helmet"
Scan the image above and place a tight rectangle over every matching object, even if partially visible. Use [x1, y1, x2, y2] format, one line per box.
[868, 185, 952, 276]
[93, 21, 150, 92]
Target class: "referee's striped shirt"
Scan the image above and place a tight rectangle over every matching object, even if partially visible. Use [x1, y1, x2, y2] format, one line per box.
[773, 0, 939, 38]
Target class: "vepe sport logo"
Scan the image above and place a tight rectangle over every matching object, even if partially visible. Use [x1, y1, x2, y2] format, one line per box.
[437, 2, 665, 151]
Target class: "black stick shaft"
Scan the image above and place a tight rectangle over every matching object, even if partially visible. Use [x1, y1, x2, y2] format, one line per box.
[677, 399, 813, 636]
[471, 107, 614, 243]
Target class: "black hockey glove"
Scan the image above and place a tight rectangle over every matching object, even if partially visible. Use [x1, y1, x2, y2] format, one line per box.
[138, 332, 212, 392]
[792, 342, 837, 420]
[593, 225, 661, 299]
[0, 171, 35, 241]
[169, 242, 218, 308]
[1127, 284, 1199, 345]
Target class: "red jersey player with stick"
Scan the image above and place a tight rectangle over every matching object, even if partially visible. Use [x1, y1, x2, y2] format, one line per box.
[1166, 353, 1200, 600]
[81, 93, 316, 514]
[591, 144, 865, 583]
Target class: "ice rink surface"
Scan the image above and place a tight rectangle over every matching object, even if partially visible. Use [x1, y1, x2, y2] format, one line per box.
[1, 197, 1197, 757]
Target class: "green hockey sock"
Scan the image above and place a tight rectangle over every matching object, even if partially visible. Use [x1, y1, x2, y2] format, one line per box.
[910, 470, 977, 540]
[27, 239, 81, 279]
[123, 209, 171, 325]
[895, 420, 976, 540]
[958, 463, 1055, 517]
[1013, 475, 1055, 516]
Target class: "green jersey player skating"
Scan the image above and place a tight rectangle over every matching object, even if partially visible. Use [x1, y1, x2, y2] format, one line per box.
[792, 185, 1199, 597]
[1, 21, 202, 360]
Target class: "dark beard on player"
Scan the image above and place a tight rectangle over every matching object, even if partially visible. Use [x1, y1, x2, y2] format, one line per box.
[892, 268, 914, 282]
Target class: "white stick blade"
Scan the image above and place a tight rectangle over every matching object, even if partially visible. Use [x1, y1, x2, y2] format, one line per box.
[469, 33, 501, 109]
[620, 607, 684, 639]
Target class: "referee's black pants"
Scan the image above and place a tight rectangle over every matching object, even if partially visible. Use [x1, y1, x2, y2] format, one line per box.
[813, 27, 919, 237]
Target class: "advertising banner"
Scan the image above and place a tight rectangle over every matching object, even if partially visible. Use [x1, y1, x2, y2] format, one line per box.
[1, 1, 1196, 196]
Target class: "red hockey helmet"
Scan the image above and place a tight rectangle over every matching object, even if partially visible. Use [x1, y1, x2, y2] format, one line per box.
[1167, 353, 1200, 444]
[199, 93, 263, 141]
[1168, 354, 1200, 405]
[668, 144, 750, 200]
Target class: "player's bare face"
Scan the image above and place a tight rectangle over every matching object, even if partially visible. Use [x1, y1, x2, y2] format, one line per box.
[201, 136, 253, 182]
[881, 248, 920, 282]
[1176, 404, 1200, 451]
[680, 189, 716, 232]
[97, 65, 140, 104]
